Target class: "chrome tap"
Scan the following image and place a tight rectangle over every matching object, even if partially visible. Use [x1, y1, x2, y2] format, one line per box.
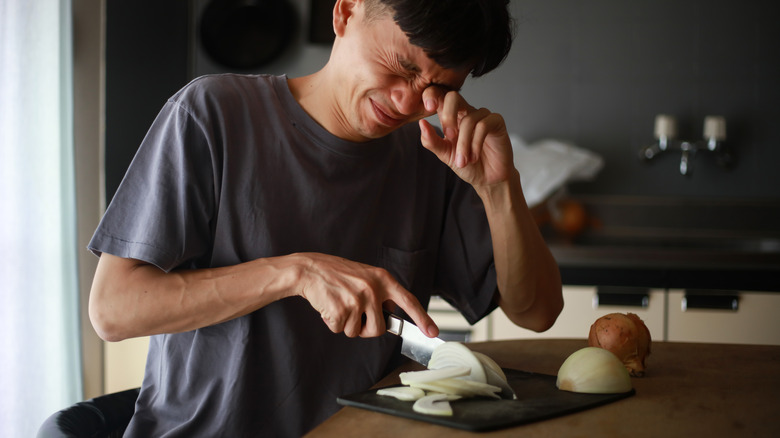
[639, 115, 734, 175]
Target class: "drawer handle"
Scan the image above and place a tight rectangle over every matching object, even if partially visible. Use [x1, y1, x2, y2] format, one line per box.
[594, 288, 649, 308]
[682, 292, 739, 311]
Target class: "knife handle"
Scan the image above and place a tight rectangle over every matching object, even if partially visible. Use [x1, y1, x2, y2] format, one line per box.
[383, 310, 404, 336]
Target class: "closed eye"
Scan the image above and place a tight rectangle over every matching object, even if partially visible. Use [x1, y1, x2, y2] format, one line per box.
[395, 55, 462, 93]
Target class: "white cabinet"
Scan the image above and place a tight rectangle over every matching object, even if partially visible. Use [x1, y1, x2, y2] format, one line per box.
[430, 287, 780, 346]
[490, 286, 666, 342]
[104, 336, 149, 393]
[428, 296, 490, 342]
[667, 290, 780, 345]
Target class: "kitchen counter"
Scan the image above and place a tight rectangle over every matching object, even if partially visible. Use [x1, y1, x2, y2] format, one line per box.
[306, 339, 780, 437]
[549, 243, 780, 291]
[541, 196, 780, 291]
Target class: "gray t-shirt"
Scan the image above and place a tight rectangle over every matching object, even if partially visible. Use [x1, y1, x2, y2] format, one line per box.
[89, 74, 498, 437]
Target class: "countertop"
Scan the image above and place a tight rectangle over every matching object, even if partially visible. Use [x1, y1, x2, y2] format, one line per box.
[539, 196, 780, 291]
[306, 339, 780, 437]
[548, 241, 780, 291]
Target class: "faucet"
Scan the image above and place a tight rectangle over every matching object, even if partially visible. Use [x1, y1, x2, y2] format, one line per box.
[639, 115, 735, 175]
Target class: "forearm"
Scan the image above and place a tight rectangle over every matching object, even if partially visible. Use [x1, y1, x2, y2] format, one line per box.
[476, 169, 563, 332]
[89, 253, 300, 341]
[89, 251, 437, 342]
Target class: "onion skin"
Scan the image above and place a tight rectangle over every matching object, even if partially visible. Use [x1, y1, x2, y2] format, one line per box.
[588, 313, 651, 377]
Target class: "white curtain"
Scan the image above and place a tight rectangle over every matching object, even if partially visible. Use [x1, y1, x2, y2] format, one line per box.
[0, 0, 83, 435]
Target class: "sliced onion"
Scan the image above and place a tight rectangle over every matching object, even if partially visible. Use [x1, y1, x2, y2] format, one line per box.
[428, 342, 487, 383]
[408, 378, 501, 399]
[472, 351, 516, 399]
[399, 366, 470, 385]
[472, 351, 507, 382]
[375, 342, 515, 417]
[376, 386, 426, 401]
[412, 393, 461, 416]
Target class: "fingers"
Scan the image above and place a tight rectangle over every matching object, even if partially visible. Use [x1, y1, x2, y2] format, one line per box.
[454, 107, 492, 167]
[419, 118, 451, 163]
[300, 254, 436, 339]
[389, 289, 439, 338]
[421, 89, 504, 170]
[421, 86, 447, 116]
[358, 309, 382, 338]
[436, 90, 471, 144]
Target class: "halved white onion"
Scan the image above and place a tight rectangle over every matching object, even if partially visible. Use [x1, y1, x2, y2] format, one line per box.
[556, 347, 633, 394]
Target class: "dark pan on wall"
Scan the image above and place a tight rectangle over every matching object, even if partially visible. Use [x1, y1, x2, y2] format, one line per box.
[199, 0, 297, 69]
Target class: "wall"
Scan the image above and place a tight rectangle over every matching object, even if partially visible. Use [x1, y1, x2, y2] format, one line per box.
[104, 1, 189, 202]
[105, 0, 331, 202]
[73, 0, 105, 399]
[106, 0, 780, 203]
[463, 0, 780, 200]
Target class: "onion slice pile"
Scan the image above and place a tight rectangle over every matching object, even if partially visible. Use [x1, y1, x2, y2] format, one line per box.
[407, 378, 502, 399]
[412, 394, 462, 416]
[376, 386, 425, 401]
[376, 342, 514, 416]
[399, 366, 470, 384]
[428, 342, 487, 383]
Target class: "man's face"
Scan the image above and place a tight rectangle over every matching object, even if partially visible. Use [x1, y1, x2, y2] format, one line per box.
[328, 7, 469, 142]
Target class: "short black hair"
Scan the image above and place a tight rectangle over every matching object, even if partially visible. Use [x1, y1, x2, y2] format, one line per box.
[366, 0, 514, 77]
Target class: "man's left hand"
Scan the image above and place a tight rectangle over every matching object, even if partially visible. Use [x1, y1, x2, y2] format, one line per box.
[419, 87, 514, 189]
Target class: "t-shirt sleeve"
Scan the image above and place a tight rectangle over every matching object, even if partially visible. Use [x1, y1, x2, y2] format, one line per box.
[88, 98, 216, 272]
[434, 178, 499, 325]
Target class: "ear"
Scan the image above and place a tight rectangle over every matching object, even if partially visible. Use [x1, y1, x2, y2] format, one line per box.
[333, 0, 362, 37]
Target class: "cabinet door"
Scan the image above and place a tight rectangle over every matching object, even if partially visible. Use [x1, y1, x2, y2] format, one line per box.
[105, 336, 149, 393]
[490, 286, 666, 341]
[667, 290, 780, 345]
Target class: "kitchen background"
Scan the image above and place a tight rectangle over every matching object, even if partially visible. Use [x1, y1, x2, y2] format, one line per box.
[106, 0, 780, 202]
[99, 0, 780, 393]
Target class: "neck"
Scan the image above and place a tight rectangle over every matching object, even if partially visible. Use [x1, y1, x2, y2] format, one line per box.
[288, 67, 365, 142]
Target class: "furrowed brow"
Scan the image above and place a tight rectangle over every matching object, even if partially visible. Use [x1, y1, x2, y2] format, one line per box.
[399, 57, 421, 73]
[398, 56, 462, 92]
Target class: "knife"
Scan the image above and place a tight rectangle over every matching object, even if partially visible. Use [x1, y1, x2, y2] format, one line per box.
[383, 311, 518, 399]
[384, 310, 445, 367]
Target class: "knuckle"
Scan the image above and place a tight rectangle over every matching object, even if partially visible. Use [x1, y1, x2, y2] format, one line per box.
[343, 293, 361, 309]
[370, 266, 392, 283]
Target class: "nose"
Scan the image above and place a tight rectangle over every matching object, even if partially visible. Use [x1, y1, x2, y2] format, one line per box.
[390, 84, 425, 117]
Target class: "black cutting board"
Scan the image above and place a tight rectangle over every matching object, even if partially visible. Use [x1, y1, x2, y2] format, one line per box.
[337, 368, 634, 432]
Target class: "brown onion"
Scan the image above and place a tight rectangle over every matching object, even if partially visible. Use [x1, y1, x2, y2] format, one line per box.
[588, 313, 651, 377]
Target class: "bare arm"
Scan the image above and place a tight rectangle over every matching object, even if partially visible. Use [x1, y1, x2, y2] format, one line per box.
[89, 252, 438, 342]
[419, 88, 563, 332]
[475, 170, 563, 331]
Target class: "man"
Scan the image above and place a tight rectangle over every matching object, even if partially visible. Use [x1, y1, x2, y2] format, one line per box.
[88, 0, 563, 435]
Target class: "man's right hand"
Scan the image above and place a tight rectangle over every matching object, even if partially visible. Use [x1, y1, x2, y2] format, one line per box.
[293, 252, 438, 339]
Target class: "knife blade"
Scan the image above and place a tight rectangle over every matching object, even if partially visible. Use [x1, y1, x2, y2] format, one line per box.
[383, 311, 518, 399]
[384, 311, 444, 367]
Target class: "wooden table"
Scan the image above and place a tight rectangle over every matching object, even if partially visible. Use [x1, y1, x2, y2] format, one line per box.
[306, 339, 780, 437]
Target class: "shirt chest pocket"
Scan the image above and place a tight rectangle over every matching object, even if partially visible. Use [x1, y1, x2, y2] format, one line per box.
[377, 246, 436, 302]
